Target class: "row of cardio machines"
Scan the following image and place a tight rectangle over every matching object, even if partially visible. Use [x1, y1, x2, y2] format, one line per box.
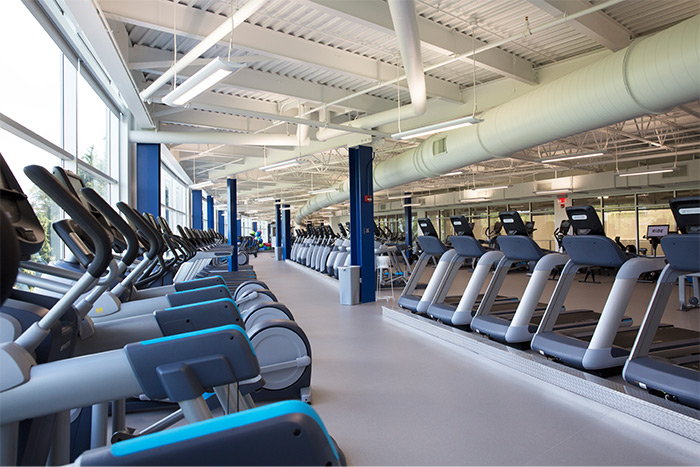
[0, 154, 343, 465]
[398, 202, 700, 409]
[290, 223, 412, 286]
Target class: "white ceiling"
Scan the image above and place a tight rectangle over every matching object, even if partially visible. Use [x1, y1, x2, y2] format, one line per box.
[94, 0, 700, 221]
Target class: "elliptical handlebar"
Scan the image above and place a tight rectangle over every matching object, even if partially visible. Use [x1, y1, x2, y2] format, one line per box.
[24, 165, 112, 278]
[117, 202, 160, 260]
[81, 188, 140, 267]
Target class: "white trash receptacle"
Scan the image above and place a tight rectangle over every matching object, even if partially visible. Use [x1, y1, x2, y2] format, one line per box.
[339, 265, 360, 305]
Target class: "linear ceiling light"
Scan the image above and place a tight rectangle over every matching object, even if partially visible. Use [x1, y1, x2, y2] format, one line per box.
[309, 187, 338, 195]
[402, 203, 422, 207]
[256, 196, 275, 202]
[537, 151, 606, 163]
[617, 167, 676, 177]
[190, 180, 215, 189]
[470, 184, 511, 191]
[534, 188, 573, 195]
[392, 115, 483, 140]
[387, 194, 412, 200]
[441, 171, 463, 177]
[162, 58, 245, 107]
[459, 197, 488, 203]
[260, 159, 299, 171]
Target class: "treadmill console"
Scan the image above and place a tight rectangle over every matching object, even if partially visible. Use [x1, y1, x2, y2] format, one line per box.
[450, 215, 475, 237]
[646, 225, 669, 238]
[417, 218, 438, 237]
[566, 205, 605, 236]
[499, 211, 529, 236]
[338, 223, 347, 237]
[669, 196, 700, 234]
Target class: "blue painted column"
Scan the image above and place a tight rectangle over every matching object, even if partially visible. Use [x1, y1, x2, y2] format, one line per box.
[282, 204, 291, 260]
[252, 221, 258, 233]
[191, 190, 203, 229]
[218, 210, 225, 236]
[404, 192, 412, 248]
[227, 178, 238, 272]
[275, 200, 282, 248]
[136, 143, 160, 217]
[206, 195, 214, 229]
[349, 145, 375, 303]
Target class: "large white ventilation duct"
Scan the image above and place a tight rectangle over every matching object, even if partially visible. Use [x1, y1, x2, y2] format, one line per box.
[387, 0, 426, 116]
[296, 16, 700, 223]
[317, 0, 426, 141]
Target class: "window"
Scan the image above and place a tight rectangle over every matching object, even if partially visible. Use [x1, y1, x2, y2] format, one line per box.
[531, 201, 555, 250]
[161, 166, 189, 229]
[0, 2, 122, 264]
[77, 74, 109, 172]
[1, 130, 64, 263]
[202, 196, 208, 229]
[0, 1, 62, 146]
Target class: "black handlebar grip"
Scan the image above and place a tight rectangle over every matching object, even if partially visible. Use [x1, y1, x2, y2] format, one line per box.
[136, 210, 165, 254]
[117, 202, 159, 260]
[82, 188, 139, 267]
[24, 165, 112, 277]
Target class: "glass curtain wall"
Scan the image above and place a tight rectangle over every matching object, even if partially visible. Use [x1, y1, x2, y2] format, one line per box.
[161, 166, 189, 230]
[0, 1, 119, 263]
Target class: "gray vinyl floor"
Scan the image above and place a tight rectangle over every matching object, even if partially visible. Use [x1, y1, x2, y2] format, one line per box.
[250, 252, 700, 466]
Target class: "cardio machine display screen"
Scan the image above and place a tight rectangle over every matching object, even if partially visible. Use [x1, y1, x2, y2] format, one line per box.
[647, 225, 669, 237]
[66, 172, 92, 210]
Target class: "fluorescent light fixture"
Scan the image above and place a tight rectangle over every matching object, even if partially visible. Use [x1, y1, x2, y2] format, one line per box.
[402, 203, 422, 207]
[470, 184, 511, 191]
[321, 207, 337, 210]
[281, 206, 293, 211]
[246, 210, 259, 214]
[459, 198, 488, 203]
[538, 151, 606, 163]
[387, 194, 412, 200]
[190, 180, 215, 189]
[617, 167, 676, 177]
[308, 187, 338, 195]
[162, 58, 245, 106]
[260, 159, 299, 171]
[534, 188, 573, 195]
[256, 197, 274, 202]
[392, 115, 483, 140]
[441, 171, 463, 177]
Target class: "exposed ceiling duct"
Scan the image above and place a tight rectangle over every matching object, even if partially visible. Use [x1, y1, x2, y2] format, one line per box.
[315, 0, 627, 142]
[317, 0, 427, 142]
[296, 15, 700, 223]
[387, 0, 426, 116]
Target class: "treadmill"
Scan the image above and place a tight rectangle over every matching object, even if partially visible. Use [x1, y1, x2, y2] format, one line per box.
[470, 211, 619, 345]
[623, 196, 700, 408]
[531, 205, 699, 371]
[426, 216, 519, 326]
[398, 218, 461, 313]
